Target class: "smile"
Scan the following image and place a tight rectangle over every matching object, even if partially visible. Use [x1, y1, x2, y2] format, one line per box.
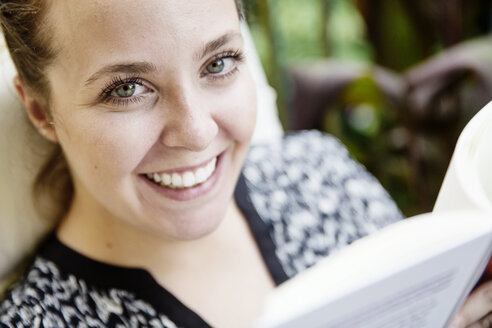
[145, 157, 217, 189]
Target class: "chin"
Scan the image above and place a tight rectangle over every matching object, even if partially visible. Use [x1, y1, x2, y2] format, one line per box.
[150, 204, 230, 241]
[134, 144, 247, 242]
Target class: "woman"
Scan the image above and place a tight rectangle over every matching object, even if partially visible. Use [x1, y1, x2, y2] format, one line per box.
[0, 0, 489, 327]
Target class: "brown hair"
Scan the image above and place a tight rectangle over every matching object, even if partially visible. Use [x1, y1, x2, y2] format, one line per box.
[0, 0, 244, 224]
[0, 0, 72, 224]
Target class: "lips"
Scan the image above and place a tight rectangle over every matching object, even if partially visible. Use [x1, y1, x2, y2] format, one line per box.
[139, 151, 226, 202]
[145, 156, 218, 189]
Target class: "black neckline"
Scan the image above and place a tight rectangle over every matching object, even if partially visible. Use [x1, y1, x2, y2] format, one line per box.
[38, 171, 287, 327]
[234, 173, 289, 285]
[39, 236, 213, 327]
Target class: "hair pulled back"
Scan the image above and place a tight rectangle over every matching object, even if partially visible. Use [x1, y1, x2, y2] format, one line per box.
[1, 1, 54, 99]
[1, 0, 72, 223]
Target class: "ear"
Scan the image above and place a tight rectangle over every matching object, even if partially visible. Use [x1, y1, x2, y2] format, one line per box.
[13, 76, 58, 143]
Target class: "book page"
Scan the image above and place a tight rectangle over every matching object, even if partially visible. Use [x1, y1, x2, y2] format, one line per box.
[434, 100, 492, 212]
[290, 237, 492, 328]
[257, 212, 492, 328]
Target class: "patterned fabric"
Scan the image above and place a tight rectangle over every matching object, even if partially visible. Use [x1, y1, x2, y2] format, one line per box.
[0, 259, 178, 328]
[0, 131, 403, 327]
[242, 131, 402, 277]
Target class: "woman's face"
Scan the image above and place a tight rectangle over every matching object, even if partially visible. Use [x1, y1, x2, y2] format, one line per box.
[44, 0, 256, 240]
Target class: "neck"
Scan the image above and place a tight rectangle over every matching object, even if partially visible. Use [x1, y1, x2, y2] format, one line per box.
[57, 193, 246, 274]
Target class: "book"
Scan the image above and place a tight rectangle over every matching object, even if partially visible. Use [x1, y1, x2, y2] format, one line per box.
[256, 101, 492, 328]
[433, 102, 492, 214]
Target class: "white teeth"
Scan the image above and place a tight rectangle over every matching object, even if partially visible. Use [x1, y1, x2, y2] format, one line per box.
[209, 157, 217, 174]
[195, 168, 207, 184]
[161, 173, 172, 186]
[205, 163, 212, 176]
[182, 171, 195, 187]
[147, 156, 218, 189]
[204, 157, 216, 177]
[171, 173, 183, 188]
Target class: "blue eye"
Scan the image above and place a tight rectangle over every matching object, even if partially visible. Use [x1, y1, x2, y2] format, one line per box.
[206, 59, 225, 74]
[114, 83, 136, 98]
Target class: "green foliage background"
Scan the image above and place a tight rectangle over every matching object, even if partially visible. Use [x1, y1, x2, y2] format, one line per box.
[243, 0, 492, 216]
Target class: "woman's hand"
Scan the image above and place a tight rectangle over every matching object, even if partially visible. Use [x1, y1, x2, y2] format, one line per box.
[449, 280, 492, 328]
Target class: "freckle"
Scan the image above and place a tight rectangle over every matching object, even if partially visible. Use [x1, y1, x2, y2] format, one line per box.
[94, 165, 98, 169]
[105, 242, 113, 249]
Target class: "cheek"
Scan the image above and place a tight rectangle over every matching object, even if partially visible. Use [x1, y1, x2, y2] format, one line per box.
[56, 111, 158, 179]
[214, 73, 257, 142]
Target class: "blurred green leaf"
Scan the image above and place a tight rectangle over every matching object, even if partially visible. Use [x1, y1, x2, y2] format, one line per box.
[247, 0, 492, 215]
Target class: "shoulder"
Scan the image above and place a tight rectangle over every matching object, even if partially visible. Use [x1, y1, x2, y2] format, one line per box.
[0, 258, 64, 327]
[244, 130, 372, 187]
[243, 131, 404, 276]
[0, 257, 178, 328]
[244, 130, 402, 227]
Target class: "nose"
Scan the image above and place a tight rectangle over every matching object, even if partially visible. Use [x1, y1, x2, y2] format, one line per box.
[159, 88, 218, 151]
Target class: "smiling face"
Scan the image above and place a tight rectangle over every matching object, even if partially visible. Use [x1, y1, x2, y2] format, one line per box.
[41, 0, 256, 242]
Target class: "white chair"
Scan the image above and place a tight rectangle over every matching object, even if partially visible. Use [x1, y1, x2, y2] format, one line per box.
[0, 23, 284, 287]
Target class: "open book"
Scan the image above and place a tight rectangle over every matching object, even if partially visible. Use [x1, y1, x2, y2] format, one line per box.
[256, 101, 492, 328]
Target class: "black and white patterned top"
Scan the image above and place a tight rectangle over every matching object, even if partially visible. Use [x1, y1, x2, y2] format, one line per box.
[0, 131, 403, 328]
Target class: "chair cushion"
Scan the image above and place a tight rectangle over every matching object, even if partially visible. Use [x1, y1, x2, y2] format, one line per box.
[0, 42, 54, 279]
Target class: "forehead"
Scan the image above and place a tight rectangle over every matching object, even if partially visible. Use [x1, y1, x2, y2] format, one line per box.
[49, 0, 239, 35]
[46, 0, 240, 74]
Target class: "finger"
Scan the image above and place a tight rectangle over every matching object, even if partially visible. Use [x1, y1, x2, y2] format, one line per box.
[453, 281, 492, 327]
[467, 313, 492, 328]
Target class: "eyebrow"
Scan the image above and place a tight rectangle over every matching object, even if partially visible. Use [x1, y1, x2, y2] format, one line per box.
[195, 31, 242, 61]
[83, 32, 241, 87]
[84, 62, 157, 87]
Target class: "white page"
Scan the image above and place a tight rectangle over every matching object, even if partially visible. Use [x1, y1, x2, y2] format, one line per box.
[278, 235, 492, 328]
[434, 100, 492, 212]
[257, 212, 492, 328]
